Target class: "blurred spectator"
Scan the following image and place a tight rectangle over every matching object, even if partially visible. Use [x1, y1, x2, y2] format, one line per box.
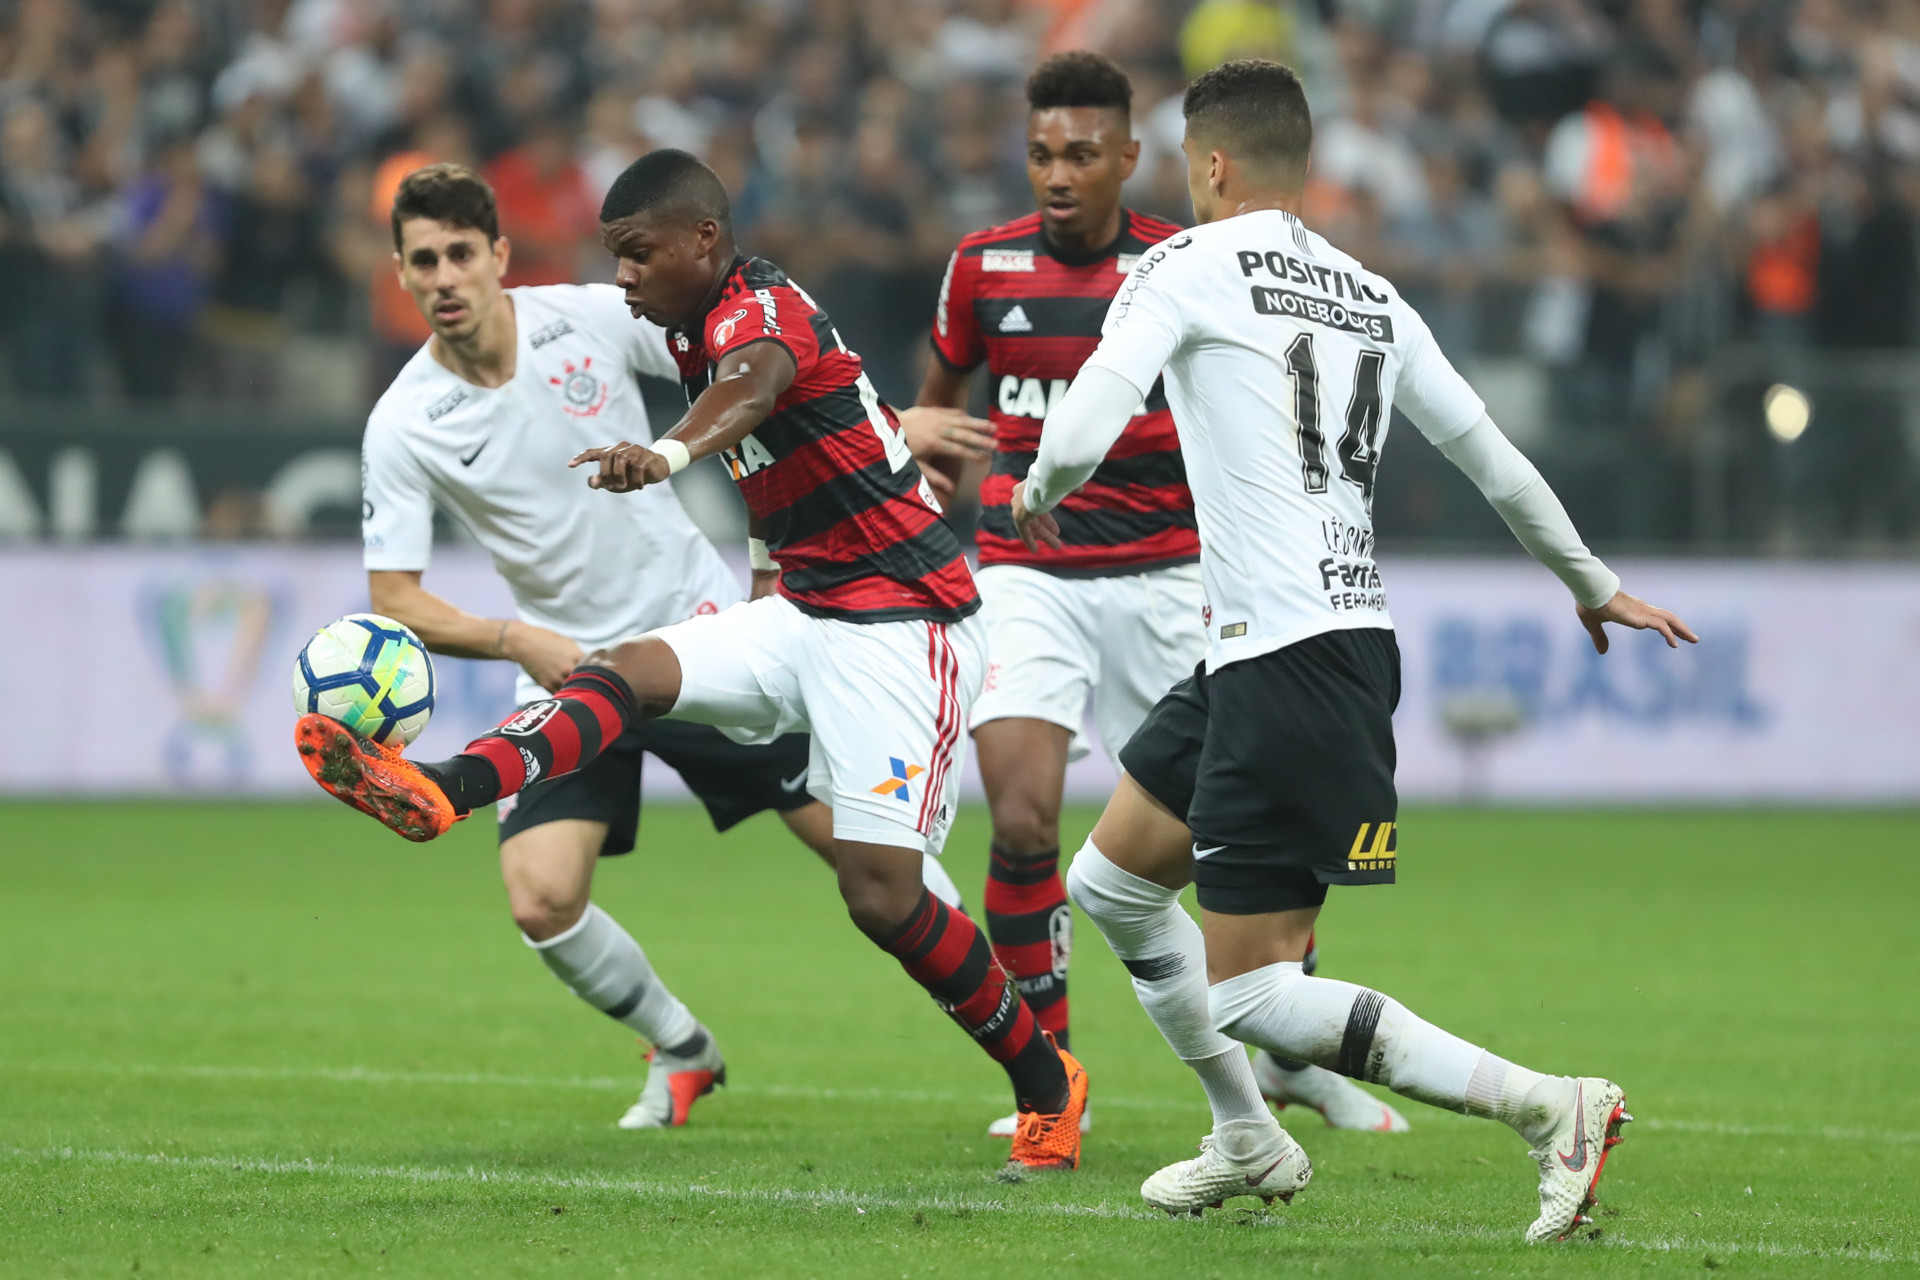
[484, 115, 597, 286]
[109, 134, 223, 400]
[205, 142, 331, 401]
[0, 98, 105, 395]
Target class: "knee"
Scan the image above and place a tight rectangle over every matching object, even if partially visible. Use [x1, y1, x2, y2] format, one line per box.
[988, 799, 1061, 858]
[509, 885, 588, 942]
[837, 857, 923, 940]
[1065, 843, 1168, 929]
[585, 636, 678, 717]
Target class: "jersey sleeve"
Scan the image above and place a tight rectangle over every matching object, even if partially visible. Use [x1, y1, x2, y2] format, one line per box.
[360, 412, 436, 571]
[579, 284, 680, 382]
[929, 248, 985, 372]
[1080, 249, 1188, 399]
[1391, 302, 1485, 446]
[706, 283, 822, 374]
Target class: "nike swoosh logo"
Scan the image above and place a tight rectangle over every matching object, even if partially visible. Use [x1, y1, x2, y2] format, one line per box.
[1557, 1082, 1589, 1172]
[1193, 843, 1227, 858]
[460, 439, 489, 466]
[1246, 1154, 1287, 1186]
[779, 770, 808, 794]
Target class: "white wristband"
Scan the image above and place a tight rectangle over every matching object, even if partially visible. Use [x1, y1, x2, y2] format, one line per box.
[652, 438, 691, 475]
[747, 537, 778, 572]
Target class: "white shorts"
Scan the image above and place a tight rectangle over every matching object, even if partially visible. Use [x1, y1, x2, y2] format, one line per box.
[651, 595, 987, 856]
[969, 562, 1206, 762]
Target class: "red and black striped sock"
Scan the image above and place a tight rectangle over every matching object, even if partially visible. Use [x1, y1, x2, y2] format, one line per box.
[874, 888, 1069, 1112]
[423, 667, 635, 814]
[984, 844, 1071, 1050]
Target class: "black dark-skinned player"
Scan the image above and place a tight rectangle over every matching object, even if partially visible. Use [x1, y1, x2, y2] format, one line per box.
[297, 149, 1090, 1175]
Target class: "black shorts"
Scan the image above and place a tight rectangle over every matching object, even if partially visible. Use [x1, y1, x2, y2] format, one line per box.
[1119, 627, 1401, 915]
[497, 714, 814, 857]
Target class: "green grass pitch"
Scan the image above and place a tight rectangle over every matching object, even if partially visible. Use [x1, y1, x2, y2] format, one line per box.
[3, 801, 1916, 1278]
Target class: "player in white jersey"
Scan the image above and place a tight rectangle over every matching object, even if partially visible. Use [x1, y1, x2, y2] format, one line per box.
[360, 164, 968, 1130]
[1011, 61, 1697, 1240]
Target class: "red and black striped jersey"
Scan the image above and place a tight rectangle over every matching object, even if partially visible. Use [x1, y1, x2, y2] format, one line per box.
[931, 209, 1198, 576]
[670, 256, 979, 624]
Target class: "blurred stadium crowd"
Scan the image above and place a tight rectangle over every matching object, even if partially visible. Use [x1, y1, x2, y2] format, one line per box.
[0, 0, 1917, 543]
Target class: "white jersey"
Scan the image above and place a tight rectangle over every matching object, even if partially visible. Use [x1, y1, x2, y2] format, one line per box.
[1081, 209, 1486, 672]
[362, 284, 741, 703]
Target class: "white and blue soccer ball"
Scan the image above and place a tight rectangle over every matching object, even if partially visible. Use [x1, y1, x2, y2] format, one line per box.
[292, 613, 435, 747]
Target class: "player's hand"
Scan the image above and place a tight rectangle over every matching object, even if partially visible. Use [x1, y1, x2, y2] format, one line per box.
[1576, 590, 1699, 654]
[569, 441, 672, 491]
[1010, 480, 1063, 553]
[898, 406, 994, 465]
[502, 621, 583, 692]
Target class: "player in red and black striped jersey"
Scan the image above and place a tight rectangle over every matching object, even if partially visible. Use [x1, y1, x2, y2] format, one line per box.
[304, 150, 1088, 1174]
[667, 255, 978, 623]
[918, 53, 1402, 1139]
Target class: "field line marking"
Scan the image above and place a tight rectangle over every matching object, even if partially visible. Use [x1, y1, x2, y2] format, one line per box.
[8, 1060, 1920, 1145]
[6, 1145, 1914, 1265]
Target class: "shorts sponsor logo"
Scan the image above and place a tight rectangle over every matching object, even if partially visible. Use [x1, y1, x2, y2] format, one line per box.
[981, 249, 1034, 272]
[518, 746, 543, 785]
[1220, 622, 1247, 638]
[870, 756, 926, 802]
[1346, 821, 1396, 872]
[501, 701, 561, 735]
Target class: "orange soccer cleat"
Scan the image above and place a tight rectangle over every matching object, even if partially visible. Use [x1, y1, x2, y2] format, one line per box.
[295, 713, 458, 842]
[1004, 1034, 1089, 1176]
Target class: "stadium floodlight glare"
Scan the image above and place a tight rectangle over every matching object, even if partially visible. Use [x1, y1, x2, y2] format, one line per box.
[1764, 383, 1812, 442]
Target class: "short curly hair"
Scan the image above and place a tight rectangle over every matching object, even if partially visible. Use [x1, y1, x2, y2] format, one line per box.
[1026, 51, 1133, 116]
[390, 163, 499, 250]
[1183, 58, 1312, 177]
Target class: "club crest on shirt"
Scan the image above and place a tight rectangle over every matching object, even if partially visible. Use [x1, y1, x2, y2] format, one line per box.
[712, 306, 752, 347]
[548, 356, 608, 417]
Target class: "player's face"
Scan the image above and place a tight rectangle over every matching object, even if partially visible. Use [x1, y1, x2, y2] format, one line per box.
[1027, 107, 1138, 243]
[395, 219, 509, 341]
[603, 213, 725, 328]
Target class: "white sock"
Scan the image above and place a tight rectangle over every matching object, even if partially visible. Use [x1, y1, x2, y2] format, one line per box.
[921, 852, 964, 911]
[526, 902, 700, 1052]
[1264, 1057, 1362, 1109]
[1210, 961, 1551, 1140]
[1066, 840, 1273, 1128]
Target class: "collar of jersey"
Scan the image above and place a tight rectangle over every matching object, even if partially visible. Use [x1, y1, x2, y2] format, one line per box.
[1042, 208, 1136, 268]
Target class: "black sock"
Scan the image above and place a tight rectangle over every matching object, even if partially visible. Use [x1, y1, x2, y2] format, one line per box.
[418, 755, 501, 816]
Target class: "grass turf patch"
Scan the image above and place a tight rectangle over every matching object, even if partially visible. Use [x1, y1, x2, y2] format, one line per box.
[2, 801, 1915, 1278]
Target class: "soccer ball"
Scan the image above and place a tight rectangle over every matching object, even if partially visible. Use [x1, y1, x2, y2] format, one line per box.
[292, 613, 435, 747]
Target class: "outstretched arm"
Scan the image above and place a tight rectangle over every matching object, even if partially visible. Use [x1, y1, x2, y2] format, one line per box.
[1437, 415, 1698, 653]
[569, 340, 798, 491]
[1010, 365, 1142, 551]
[367, 570, 582, 692]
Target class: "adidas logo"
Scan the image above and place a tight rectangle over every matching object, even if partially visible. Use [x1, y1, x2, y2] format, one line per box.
[998, 305, 1034, 333]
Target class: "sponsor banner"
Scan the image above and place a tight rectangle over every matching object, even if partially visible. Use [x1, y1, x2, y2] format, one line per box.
[0, 548, 1915, 802]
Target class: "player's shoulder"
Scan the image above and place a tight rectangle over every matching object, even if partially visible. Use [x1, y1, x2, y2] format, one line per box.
[1121, 209, 1187, 251]
[509, 282, 631, 334]
[365, 345, 461, 440]
[954, 212, 1046, 258]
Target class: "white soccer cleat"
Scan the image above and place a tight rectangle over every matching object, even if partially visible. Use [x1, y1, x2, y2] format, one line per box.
[1252, 1049, 1411, 1132]
[616, 1029, 726, 1129]
[1523, 1076, 1631, 1242]
[1140, 1117, 1312, 1216]
[989, 1101, 1091, 1137]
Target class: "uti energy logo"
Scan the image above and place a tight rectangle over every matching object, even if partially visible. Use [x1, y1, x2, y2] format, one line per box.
[871, 757, 925, 802]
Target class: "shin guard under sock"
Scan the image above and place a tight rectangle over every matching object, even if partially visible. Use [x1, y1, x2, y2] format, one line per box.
[873, 888, 1068, 1111]
[983, 844, 1070, 1047]
[429, 666, 636, 814]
